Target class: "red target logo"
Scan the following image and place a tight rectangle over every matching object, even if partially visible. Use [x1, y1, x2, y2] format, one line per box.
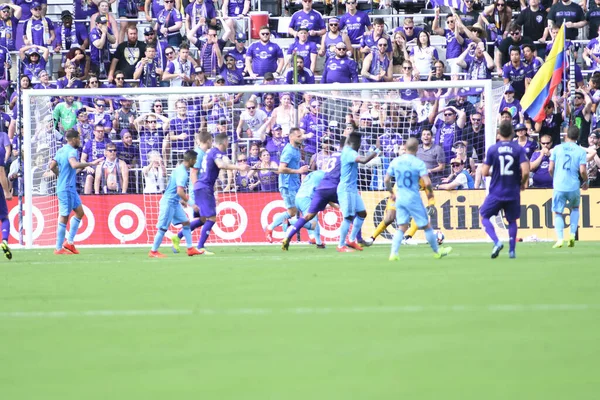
[108, 203, 146, 242]
[212, 201, 248, 240]
[260, 199, 287, 240]
[319, 207, 343, 239]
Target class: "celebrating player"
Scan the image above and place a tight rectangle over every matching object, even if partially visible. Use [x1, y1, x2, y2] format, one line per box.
[149, 150, 205, 258]
[265, 127, 309, 242]
[549, 125, 588, 248]
[385, 138, 452, 261]
[195, 133, 250, 254]
[48, 129, 104, 255]
[171, 131, 213, 252]
[480, 121, 529, 259]
[0, 144, 12, 259]
[337, 132, 379, 252]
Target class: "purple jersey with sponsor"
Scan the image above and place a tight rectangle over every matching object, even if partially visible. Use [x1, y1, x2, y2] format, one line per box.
[299, 113, 328, 155]
[264, 135, 287, 163]
[530, 151, 553, 188]
[258, 169, 278, 191]
[322, 33, 343, 62]
[515, 138, 538, 160]
[434, 119, 462, 163]
[285, 67, 315, 85]
[229, 47, 246, 74]
[139, 127, 165, 166]
[397, 76, 419, 101]
[220, 65, 244, 86]
[464, 54, 493, 80]
[321, 57, 358, 83]
[246, 41, 283, 76]
[82, 137, 112, 162]
[196, 146, 226, 190]
[484, 140, 528, 201]
[169, 117, 195, 150]
[24, 17, 54, 46]
[227, 0, 246, 16]
[236, 171, 256, 192]
[525, 57, 543, 78]
[287, 40, 318, 71]
[74, 0, 98, 19]
[289, 10, 326, 44]
[53, 22, 88, 50]
[0, 16, 19, 50]
[339, 10, 371, 44]
[443, 28, 462, 59]
[360, 33, 392, 56]
[502, 62, 527, 95]
[89, 26, 113, 65]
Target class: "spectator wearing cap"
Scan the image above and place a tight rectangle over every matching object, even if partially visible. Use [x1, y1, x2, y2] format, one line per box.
[429, 103, 466, 164]
[300, 100, 330, 162]
[496, 22, 534, 70]
[361, 37, 393, 83]
[237, 100, 269, 142]
[220, 53, 245, 95]
[438, 157, 475, 190]
[286, 27, 318, 73]
[227, 32, 248, 75]
[19, 45, 49, 83]
[548, 0, 586, 41]
[81, 123, 114, 194]
[246, 25, 284, 79]
[108, 26, 146, 82]
[163, 42, 195, 87]
[360, 18, 392, 60]
[264, 123, 287, 163]
[144, 28, 169, 80]
[75, 108, 93, 145]
[53, 96, 82, 132]
[185, 0, 217, 41]
[319, 16, 352, 63]
[113, 97, 137, 140]
[187, 25, 225, 77]
[456, 41, 495, 82]
[87, 99, 113, 135]
[288, 0, 326, 45]
[269, 93, 296, 137]
[534, 99, 563, 148]
[499, 85, 523, 126]
[394, 17, 423, 43]
[134, 45, 163, 90]
[502, 46, 528, 99]
[221, 0, 250, 42]
[322, 42, 359, 84]
[529, 133, 554, 188]
[155, 0, 183, 47]
[53, 10, 88, 62]
[0, 3, 22, 51]
[90, 14, 116, 78]
[284, 56, 315, 89]
[23, 2, 54, 51]
[90, 1, 120, 43]
[339, 1, 371, 46]
[191, 65, 213, 88]
[571, 90, 593, 147]
[134, 112, 170, 166]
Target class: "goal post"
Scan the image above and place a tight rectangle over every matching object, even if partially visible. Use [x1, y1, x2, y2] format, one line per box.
[20, 80, 502, 248]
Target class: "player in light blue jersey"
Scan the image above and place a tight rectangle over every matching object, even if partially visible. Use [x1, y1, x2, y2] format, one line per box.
[171, 131, 213, 253]
[265, 127, 309, 242]
[337, 132, 379, 252]
[149, 150, 205, 258]
[287, 169, 326, 248]
[48, 130, 104, 255]
[549, 126, 588, 248]
[384, 138, 452, 261]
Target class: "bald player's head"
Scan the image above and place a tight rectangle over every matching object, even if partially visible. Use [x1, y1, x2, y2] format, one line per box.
[406, 137, 419, 154]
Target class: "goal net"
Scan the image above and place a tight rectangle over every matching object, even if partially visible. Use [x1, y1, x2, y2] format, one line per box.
[21, 80, 503, 248]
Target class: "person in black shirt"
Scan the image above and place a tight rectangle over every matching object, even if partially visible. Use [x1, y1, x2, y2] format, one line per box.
[108, 25, 146, 81]
[547, 0, 586, 41]
[457, 0, 480, 27]
[496, 22, 534, 70]
[534, 99, 563, 148]
[587, 0, 600, 39]
[515, 0, 547, 54]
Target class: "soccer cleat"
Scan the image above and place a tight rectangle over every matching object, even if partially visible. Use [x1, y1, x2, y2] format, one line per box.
[509, 251, 516, 259]
[552, 240, 564, 249]
[1, 241, 12, 260]
[148, 250, 167, 258]
[316, 243, 326, 249]
[63, 240, 79, 255]
[358, 237, 373, 247]
[54, 248, 73, 255]
[491, 243, 504, 259]
[265, 228, 274, 243]
[389, 254, 399, 261]
[170, 235, 181, 253]
[198, 248, 215, 256]
[187, 247, 205, 256]
[568, 235, 575, 248]
[281, 237, 290, 251]
[434, 246, 452, 259]
[346, 240, 363, 251]
[336, 246, 354, 253]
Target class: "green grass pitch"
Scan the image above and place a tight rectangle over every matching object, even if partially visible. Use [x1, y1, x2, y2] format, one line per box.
[1, 243, 599, 399]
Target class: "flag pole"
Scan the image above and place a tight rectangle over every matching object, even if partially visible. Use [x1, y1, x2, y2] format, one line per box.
[563, 22, 568, 125]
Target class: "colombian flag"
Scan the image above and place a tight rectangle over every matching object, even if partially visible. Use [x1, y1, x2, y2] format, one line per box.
[520, 24, 566, 123]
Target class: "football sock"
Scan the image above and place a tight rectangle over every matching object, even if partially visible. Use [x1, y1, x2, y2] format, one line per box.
[56, 222, 67, 250]
[372, 220, 387, 239]
[178, 218, 203, 239]
[570, 208, 580, 236]
[424, 227, 439, 253]
[182, 225, 193, 249]
[67, 217, 81, 243]
[269, 211, 291, 230]
[198, 220, 215, 249]
[338, 218, 351, 247]
[286, 217, 306, 241]
[554, 213, 565, 241]
[1, 218, 9, 241]
[152, 229, 167, 252]
[508, 220, 517, 253]
[407, 220, 418, 237]
[314, 221, 322, 245]
[390, 229, 403, 256]
[356, 229, 363, 242]
[482, 217, 499, 245]
[349, 216, 364, 242]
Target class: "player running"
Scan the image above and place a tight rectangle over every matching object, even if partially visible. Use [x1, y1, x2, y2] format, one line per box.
[195, 133, 250, 254]
[385, 138, 452, 261]
[480, 121, 529, 259]
[149, 150, 205, 258]
[265, 127, 309, 242]
[549, 125, 588, 248]
[0, 144, 12, 259]
[48, 129, 104, 255]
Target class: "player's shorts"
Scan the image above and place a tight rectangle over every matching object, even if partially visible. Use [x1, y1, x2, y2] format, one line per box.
[480, 196, 521, 222]
[395, 201, 428, 227]
[552, 189, 581, 213]
[295, 196, 311, 215]
[156, 200, 189, 230]
[58, 189, 82, 217]
[338, 190, 365, 218]
[385, 197, 396, 212]
[307, 188, 338, 214]
[280, 187, 297, 209]
[194, 187, 217, 218]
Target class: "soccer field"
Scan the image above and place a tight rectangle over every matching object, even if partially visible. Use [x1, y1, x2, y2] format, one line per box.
[1, 243, 599, 399]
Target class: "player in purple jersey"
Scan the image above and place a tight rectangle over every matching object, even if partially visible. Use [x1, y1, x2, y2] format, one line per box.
[480, 121, 530, 259]
[194, 133, 250, 254]
[0, 142, 11, 259]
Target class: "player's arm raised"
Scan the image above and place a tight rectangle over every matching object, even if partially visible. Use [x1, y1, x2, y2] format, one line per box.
[278, 161, 309, 175]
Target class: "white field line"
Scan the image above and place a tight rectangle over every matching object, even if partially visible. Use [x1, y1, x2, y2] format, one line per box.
[0, 304, 599, 319]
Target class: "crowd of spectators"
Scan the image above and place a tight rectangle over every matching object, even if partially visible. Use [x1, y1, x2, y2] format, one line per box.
[2, 0, 600, 195]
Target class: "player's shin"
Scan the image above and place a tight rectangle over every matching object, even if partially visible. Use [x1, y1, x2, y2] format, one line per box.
[179, 218, 203, 239]
[569, 208, 580, 236]
[481, 217, 500, 245]
[554, 213, 565, 240]
[339, 218, 352, 247]
[372, 220, 387, 240]
[152, 229, 167, 252]
[56, 222, 67, 250]
[406, 220, 418, 238]
[508, 221, 518, 253]
[198, 220, 215, 249]
[182, 225, 193, 249]
[67, 217, 82, 243]
[1, 218, 9, 241]
[424, 228, 439, 253]
[390, 229, 403, 256]
[349, 216, 365, 242]
[313, 220, 322, 245]
[269, 211, 291, 230]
